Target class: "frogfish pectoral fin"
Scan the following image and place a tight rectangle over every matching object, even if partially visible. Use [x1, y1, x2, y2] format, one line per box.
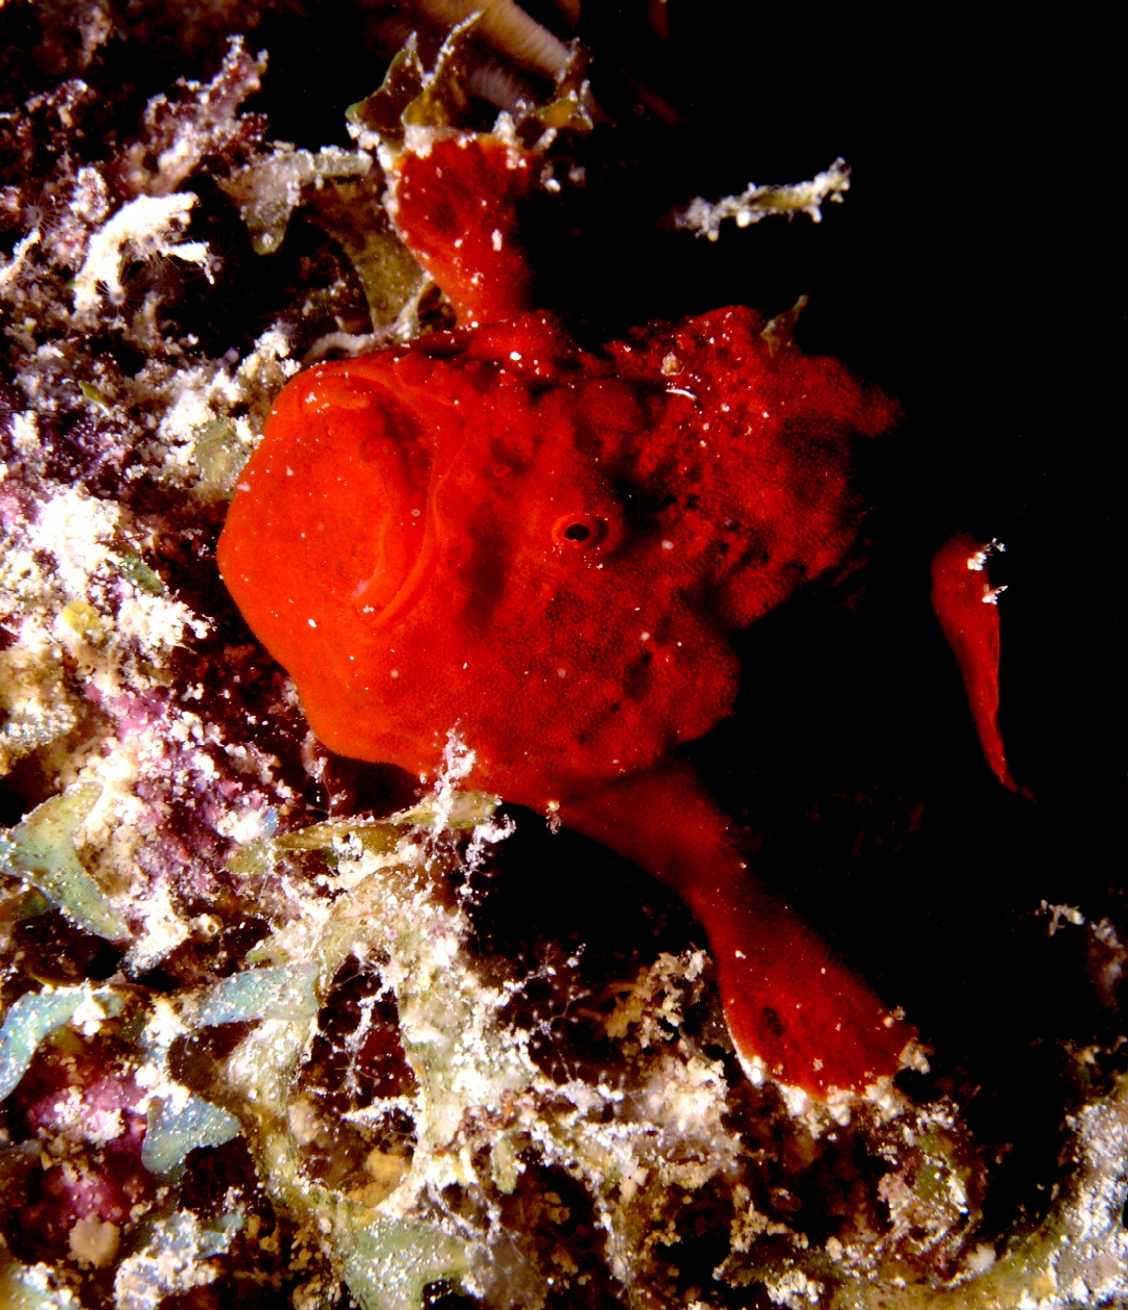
[931, 534, 1030, 797]
[561, 766, 913, 1097]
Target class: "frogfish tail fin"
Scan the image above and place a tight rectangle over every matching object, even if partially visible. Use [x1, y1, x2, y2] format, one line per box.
[931, 534, 1031, 797]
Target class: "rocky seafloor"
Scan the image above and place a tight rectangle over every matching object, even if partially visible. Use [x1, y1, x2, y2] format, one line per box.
[1, 4, 1125, 1308]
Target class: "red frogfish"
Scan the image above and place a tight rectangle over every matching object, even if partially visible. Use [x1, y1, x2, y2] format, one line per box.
[219, 134, 914, 1095]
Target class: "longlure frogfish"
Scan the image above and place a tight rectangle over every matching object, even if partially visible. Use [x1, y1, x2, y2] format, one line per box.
[220, 133, 918, 1097]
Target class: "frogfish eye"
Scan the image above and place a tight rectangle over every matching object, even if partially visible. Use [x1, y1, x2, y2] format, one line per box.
[552, 513, 608, 548]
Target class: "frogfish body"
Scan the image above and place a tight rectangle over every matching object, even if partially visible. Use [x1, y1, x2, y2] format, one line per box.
[219, 134, 916, 1095]
[222, 308, 892, 803]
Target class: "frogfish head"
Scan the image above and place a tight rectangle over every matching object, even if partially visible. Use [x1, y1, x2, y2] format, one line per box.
[219, 308, 894, 808]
